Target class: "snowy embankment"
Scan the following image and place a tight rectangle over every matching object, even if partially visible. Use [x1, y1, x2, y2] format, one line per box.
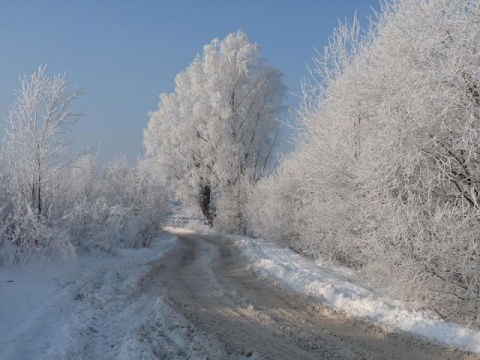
[228, 234, 480, 353]
[0, 233, 227, 360]
[171, 227, 480, 354]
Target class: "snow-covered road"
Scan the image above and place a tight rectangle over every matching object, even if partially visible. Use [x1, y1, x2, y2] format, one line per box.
[1, 230, 479, 359]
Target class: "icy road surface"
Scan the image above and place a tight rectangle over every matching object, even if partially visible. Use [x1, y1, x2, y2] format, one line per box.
[1, 231, 478, 359]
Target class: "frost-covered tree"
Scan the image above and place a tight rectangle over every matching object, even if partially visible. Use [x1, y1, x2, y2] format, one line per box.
[248, 0, 480, 324]
[144, 31, 286, 231]
[0, 65, 85, 262]
[3, 65, 85, 218]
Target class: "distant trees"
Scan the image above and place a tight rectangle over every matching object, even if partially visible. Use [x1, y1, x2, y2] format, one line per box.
[0, 67, 169, 265]
[144, 31, 286, 232]
[65, 155, 169, 252]
[247, 0, 480, 324]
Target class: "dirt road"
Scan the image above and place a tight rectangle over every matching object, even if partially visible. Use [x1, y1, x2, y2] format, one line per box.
[157, 232, 479, 360]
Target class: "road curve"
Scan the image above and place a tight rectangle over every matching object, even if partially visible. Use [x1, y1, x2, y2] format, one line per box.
[157, 232, 478, 360]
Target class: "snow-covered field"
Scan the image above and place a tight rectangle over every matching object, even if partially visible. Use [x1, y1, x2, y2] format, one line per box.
[2, 228, 480, 358]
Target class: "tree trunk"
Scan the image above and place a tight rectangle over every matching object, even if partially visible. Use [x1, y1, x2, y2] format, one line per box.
[199, 185, 215, 227]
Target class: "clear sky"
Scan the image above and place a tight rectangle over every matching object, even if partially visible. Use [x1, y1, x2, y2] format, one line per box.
[0, 0, 380, 164]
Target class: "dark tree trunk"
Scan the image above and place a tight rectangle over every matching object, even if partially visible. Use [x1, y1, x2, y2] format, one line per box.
[199, 185, 215, 227]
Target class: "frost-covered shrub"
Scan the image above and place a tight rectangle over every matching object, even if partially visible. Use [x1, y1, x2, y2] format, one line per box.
[0, 209, 75, 265]
[245, 154, 301, 248]
[65, 197, 111, 252]
[0, 153, 169, 264]
[65, 156, 170, 251]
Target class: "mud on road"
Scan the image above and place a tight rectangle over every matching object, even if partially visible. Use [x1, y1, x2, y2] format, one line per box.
[157, 232, 479, 360]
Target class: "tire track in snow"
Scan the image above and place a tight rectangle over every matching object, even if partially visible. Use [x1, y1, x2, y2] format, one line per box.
[3, 235, 230, 360]
[62, 252, 228, 359]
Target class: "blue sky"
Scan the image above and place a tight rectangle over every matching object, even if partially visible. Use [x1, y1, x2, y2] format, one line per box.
[0, 0, 380, 164]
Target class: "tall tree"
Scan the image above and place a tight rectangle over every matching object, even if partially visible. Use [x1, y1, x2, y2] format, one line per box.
[144, 31, 286, 231]
[0, 66, 85, 262]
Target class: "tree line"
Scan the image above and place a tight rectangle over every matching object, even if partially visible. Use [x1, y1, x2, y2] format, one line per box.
[247, 0, 480, 325]
[0, 66, 168, 265]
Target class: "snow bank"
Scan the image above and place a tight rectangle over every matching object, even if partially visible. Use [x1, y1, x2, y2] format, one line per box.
[225, 234, 480, 354]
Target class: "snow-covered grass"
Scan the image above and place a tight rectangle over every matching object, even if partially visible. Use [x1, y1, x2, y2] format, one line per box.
[215, 232, 480, 354]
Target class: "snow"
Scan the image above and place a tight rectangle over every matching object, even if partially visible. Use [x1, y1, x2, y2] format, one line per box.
[0, 233, 227, 359]
[220, 232, 480, 354]
[4, 228, 480, 357]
